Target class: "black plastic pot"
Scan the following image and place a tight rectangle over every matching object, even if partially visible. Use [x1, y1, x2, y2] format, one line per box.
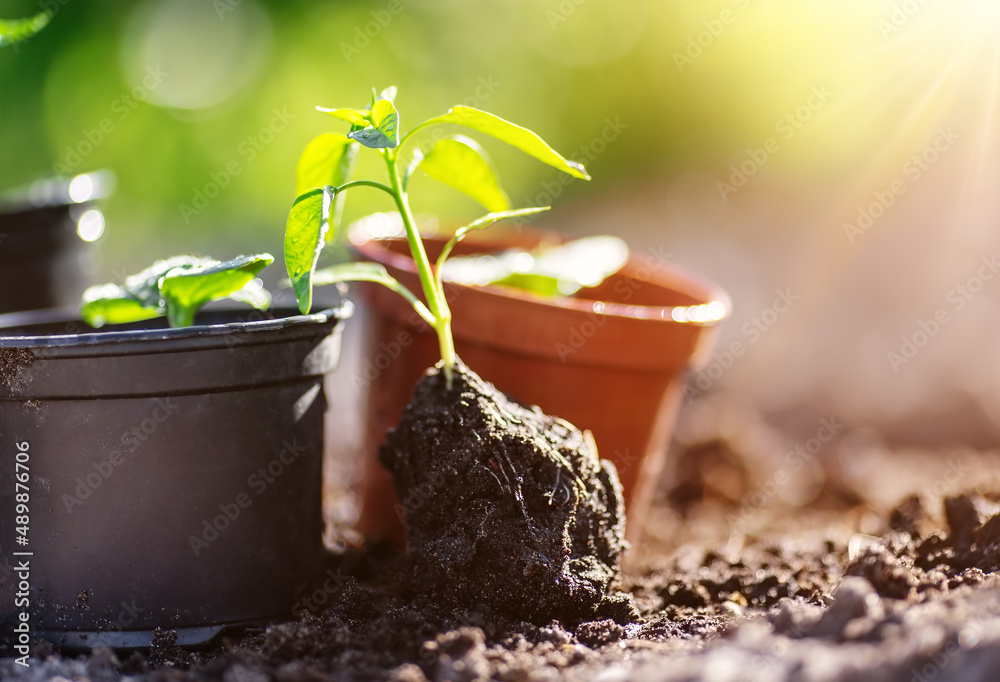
[0, 172, 113, 314]
[0, 303, 351, 649]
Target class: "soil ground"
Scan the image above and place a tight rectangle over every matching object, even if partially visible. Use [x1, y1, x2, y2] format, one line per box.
[4, 395, 1000, 681]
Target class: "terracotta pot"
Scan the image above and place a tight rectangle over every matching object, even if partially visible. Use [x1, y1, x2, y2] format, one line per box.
[352, 227, 728, 544]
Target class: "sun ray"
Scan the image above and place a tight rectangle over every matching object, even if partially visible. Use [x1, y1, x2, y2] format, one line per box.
[944, 27, 1000, 254]
[775, 0, 1000, 322]
[827, 31, 981, 217]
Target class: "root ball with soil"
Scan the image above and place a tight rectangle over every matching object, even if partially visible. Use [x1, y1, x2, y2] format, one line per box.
[380, 361, 634, 624]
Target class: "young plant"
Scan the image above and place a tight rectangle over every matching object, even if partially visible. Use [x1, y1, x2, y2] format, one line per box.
[285, 87, 590, 384]
[78, 88, 593, 345]
[81, 254, 273, 328]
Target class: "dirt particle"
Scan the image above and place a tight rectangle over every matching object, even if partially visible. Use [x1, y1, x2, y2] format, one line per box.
[944, 495, 982, 546]
[0, 347, 33, 392]
[845, 545, 915, 600]
[974, 512, 1000, 548]
[146, 628, 193, 669]
[389, 663, 428, 682]
[574, 619, 624, 647]
[889, 493, 928, 536]
[427, 628, 489, 682]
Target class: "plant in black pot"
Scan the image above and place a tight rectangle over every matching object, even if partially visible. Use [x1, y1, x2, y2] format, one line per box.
[281, 87, 634, 623]
[0, 252, 352, 648]
[3, 14, 344, 654]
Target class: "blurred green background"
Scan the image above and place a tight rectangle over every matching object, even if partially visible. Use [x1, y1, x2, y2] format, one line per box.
[3, 0, 978, 268]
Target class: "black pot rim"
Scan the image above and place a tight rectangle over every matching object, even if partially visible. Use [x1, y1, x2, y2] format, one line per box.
[0, 302, 354, 353]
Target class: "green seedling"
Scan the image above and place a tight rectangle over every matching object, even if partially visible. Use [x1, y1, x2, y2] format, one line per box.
[79, 88, 604, 365]
[81, 254, 272, 328]
[285, 86, 590, 384]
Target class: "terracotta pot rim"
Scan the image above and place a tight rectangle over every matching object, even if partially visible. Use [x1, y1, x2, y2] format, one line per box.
[352, 229, 731, 328]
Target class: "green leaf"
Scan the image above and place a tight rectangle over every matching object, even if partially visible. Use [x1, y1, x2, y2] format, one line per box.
[80, 254, 273, 329]
[124, 255, 209, 309]
[0, 12, 51, 48]
[444, 235, 629, 297]
[348, 98, 399, 149]
[81, 256, 210, 327]
[313, 262, 434, 327]
[418, 136, 511, 212]
[295, 134, 356, 243]
[80, 284, 162, 328]
[159, 254, 273, 328]
[316, 106, 368, 126]
[227, 280, 272, 311]
[296, 133, 357, 196]
[284, 188, 333, 314]
[435, 206, 550, 289]
[527, 235, 629, 290]
[418, 106, 590, 180]
[493, 272, 563, 297]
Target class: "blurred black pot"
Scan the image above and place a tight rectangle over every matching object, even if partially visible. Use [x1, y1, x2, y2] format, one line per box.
[0, 171, 114, 314]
